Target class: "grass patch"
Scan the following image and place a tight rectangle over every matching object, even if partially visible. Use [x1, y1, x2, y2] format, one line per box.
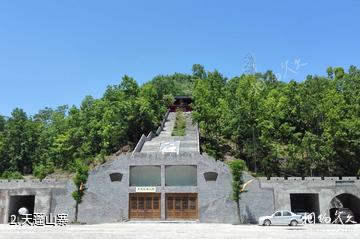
[171, 110, 186, 136]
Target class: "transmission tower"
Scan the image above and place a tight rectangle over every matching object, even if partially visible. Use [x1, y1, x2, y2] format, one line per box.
[243, 53, 256, 75]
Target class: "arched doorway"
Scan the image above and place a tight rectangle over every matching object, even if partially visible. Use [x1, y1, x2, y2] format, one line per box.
[329, 193, 360, 223]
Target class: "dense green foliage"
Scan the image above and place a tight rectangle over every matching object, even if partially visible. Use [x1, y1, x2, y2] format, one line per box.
[0, 64, 359, 179]
[192, 66, 360, 177]
[0, 170, 23, 179]
[171, 110, 186, 136]
[72, 161, 89, 203]
[0, 74, 195, 178]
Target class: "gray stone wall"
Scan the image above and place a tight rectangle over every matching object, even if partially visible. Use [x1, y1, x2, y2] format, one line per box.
[228, 176, 360, 224]
[78, 152, 238, 224]
[258, 177, 360, 222]
[239, 174, 275, 224]
[0, 179, 75, 223]
[2, 162, 359, 225]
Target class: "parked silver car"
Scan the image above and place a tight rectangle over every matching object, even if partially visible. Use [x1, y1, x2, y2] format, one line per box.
[258, 210, 303, 226]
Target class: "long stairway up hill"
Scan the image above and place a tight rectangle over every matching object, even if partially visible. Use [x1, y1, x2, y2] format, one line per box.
[140, 112, 199, 153]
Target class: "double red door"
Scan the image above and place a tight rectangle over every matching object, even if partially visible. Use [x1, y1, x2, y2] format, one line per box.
[129, 193, 161, 219]
[166, 193, 198, 220]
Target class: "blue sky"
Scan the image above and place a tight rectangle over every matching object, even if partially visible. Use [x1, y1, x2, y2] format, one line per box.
[0, 0, 359, 116]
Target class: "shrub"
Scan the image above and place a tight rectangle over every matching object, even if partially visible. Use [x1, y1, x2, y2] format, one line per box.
[0, 171, 23, 179]
[33, 163, 54, 180]
[172, 110, 186, 136]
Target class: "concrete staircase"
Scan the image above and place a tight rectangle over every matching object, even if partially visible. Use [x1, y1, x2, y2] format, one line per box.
[140, 112, 199, 153]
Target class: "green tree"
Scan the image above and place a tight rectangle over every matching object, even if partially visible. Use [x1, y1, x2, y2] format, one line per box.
[229, 159, 246, 224]
[192, 64, 206, 79]
[72, 160, 89, 222]
[224, 75, 265, 172]
[0, 115, 5, 132]
[2, 108, 38, 174]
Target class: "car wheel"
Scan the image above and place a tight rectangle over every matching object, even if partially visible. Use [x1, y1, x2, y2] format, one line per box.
[263, 220, 271, 226]
[290, 220, 298, 226]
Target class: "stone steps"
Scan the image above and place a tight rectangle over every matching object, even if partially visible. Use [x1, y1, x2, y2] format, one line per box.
[140, 111, 199, 153]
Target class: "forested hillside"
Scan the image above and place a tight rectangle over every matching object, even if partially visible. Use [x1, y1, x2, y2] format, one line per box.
[0, 73, 195, 179]
[0, 64, 359, 179]
[192, 66, 360, 177]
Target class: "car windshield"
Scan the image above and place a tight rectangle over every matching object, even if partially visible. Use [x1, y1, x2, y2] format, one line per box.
[274, 211, 281, 217]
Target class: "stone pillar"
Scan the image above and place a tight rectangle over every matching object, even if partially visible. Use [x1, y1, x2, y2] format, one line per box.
[318, 191, 334, 223]
[0, 191, 8, 223]
[34, 189, 52, 215]
[160, 165, 166, 220]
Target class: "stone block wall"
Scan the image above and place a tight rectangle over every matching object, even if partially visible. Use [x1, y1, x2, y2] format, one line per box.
[0, 179, 75, 223]
[78, 152, 238, 224]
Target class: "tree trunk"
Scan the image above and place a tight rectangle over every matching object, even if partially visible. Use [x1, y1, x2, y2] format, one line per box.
[252, 126, 257, 173]
[74, 202, 79, 222]
[236, 199, 242, 224]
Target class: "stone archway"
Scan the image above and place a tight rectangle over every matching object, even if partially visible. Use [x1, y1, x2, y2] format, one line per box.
[329, 193, 360, 223]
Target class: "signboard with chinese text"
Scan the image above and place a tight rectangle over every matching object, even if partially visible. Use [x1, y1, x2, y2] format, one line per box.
[135, 187, 156, 193]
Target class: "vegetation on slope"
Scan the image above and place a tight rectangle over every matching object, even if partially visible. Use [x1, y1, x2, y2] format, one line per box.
[0, 73, 196, 179]
[192, 66, 360, 177]
[0, 64, 360, 179]
[171, 110, 186, 136]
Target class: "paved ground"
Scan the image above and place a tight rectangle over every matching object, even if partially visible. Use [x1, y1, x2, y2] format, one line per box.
[0, 223, 359, 239]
